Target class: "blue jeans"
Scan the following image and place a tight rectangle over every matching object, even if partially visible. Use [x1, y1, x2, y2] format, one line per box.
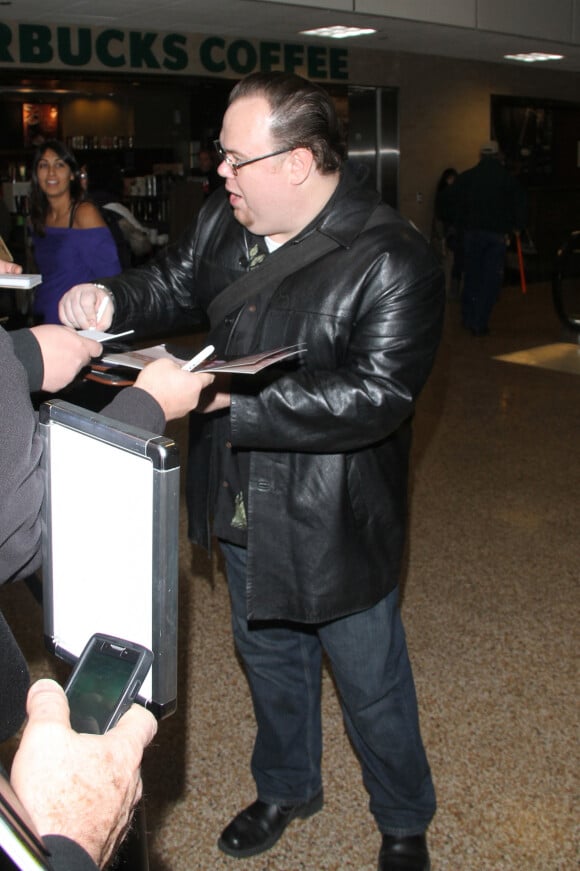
[219, 541, 436, 836]
[462, 228, 506, 333]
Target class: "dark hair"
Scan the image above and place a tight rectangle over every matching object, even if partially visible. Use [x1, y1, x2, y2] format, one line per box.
[29, 139, 82, 235]
[436, 167, 458, 192]
[228, 72, 346, 173]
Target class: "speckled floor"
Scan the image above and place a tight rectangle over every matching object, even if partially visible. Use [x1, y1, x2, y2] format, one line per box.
[1, 280, 578, 870]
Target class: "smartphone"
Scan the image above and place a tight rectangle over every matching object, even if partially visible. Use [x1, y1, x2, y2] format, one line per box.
[65, 633, 153, 735]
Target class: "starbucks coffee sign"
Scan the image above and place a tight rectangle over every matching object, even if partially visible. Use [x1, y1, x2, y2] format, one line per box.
[0, 22, 349, 81]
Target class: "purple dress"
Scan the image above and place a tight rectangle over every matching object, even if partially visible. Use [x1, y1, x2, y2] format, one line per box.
[32, 225, 121, 324]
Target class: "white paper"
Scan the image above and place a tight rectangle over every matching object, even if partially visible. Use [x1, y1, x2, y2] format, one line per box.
[0, 274, 42, 290]
[77, 328, 135, 342]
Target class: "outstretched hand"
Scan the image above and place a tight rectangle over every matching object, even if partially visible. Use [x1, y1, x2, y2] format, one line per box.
[29, 325, 102, 392]
[59, 284, 113, 331]
[134, 357, 217, 421]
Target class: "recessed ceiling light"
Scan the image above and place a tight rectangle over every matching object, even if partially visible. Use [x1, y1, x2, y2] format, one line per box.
[504, 52, 564, 63]
[300, 26, 377, 40]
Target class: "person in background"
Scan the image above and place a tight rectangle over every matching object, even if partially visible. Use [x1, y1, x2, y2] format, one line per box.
[28, 140, 122, 325]
[194, 147, 224, 198]
[432, 167, 463, 300]
[449, 140, 527, 335]
[0, 255, 215, 870]
[80, 158, 152, 267]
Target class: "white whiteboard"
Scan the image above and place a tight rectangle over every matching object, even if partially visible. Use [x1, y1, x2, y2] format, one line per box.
[40, 399, 180, 718]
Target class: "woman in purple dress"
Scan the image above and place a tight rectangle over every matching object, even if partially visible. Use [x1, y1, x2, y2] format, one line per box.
[29, 140, 121, 324]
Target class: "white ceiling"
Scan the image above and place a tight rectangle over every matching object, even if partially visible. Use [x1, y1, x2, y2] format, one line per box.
[3, 0, 580, 74]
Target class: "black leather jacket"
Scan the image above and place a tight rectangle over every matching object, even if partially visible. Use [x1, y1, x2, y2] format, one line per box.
[106, 166, 445, 623]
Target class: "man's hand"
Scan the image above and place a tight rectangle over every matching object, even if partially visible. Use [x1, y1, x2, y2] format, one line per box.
[0, 258, 23, 275]
[29, 325, 102, 392]
[134, 358, 217, 421]
[59, 284, 113, 330]
[196, 374, 232, 413]
[10, 679, 157, 869]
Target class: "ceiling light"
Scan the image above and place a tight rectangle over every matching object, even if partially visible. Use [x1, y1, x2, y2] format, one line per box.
[504, 52, 564, 63]
[300, 26, 377, 40]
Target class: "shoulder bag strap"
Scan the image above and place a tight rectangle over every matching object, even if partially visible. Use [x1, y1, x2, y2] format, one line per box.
[206, 231, 340, 329]
[206, 200, 385, 329]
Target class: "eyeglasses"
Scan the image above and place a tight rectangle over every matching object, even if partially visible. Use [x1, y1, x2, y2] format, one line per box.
[213, 140, 290, 176]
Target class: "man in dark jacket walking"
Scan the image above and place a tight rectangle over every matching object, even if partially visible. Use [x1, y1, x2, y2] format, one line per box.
[59, 72, 445, 871]
[451, 140, 527, 335]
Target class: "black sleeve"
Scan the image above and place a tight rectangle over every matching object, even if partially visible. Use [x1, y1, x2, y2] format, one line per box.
[0, 610, 29, 742]
[44, 835, 98, 871]
[0, 328, 44, 583]
[102, 386, 166, 434]
[7, 329, 44, 393]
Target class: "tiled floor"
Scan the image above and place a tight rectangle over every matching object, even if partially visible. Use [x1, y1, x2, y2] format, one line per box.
[1, 280, 578, 870]
[494, 341, 580, 375]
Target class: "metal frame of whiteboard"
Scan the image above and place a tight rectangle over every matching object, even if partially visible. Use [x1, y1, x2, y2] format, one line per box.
[39, 399, 180, 719]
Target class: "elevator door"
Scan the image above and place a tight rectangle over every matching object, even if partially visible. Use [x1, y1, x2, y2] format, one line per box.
[347, 86, 399, 209]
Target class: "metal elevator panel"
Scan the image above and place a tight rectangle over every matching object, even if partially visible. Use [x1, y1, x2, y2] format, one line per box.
[347, 86, 399, 208]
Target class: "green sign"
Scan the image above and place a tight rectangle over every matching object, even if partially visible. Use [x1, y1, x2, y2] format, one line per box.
[0, 22, 349, 81]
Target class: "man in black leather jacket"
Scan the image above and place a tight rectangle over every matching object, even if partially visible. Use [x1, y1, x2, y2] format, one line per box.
[60, 72, 445, 871]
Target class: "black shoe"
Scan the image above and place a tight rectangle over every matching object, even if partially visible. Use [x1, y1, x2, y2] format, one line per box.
[217, 791, 323, 858]
[378, 833, 430, 871]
